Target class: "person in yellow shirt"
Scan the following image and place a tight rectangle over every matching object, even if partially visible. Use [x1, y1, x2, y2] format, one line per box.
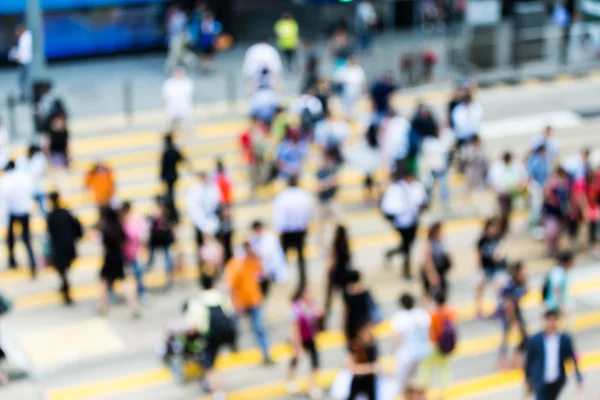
[274, 11, 299, 73]
[225, 242, 273, 364]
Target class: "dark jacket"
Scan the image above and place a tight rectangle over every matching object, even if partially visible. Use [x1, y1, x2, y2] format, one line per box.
[47, 208, 82, 270]
[160, 145, 183, 184]
[525, 331, 582, 394]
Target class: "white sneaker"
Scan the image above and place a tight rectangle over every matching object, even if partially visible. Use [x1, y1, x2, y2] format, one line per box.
[286, 381, 300, 395]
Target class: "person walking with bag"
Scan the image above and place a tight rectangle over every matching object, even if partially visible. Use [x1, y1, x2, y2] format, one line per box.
[324, 224, 351, 318]
[120, 201, 148, 303]
[147, 197, 176, 288]
[286, 287, 324, 399]
[46, 192, 82, 306]
[421, 223, 452, 303]
[343, 270, 381, 343]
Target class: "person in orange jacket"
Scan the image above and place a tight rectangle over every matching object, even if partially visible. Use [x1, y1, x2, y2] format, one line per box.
[84, 161, 115, 208]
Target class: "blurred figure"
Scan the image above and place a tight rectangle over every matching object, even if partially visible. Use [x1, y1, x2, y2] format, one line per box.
[290, 90, 323, 138]
[421, 223, 452, 302]
[370, 72, 397, 122]
[225, 242, 273, 365]
[274, 12, 300, 73]
[447, 86, 467, 130]
[243, 39, 283, 90]
[214, 160, 234, 263]
[488, 152, 527, 236]
[97, 206, 140, 318]
[462, 135, 489, 214]
[355, 0, 377, 52]
[348, 322, 379, 399]
[2, 161, 36, 278]
[421, 127, 451, 209]
[197, 10, 222, 73]
[335, 55, 366, 118]
[147, 197, 175, 285]
[240, 117, 269, 199]
[120, 201, 148, 303]
[44, 114, 70, 195]
[324, 225, 351, 317]
[160, 132, 189, 221]
[562, 148, 591, 181]
[543, 252, 575, 320]
[19, 145, 48, 217]
[84, 161, 115, 209]
[250, 72, 279, 123]
[302, 39, 319, 93]
[273, 176, 314, 292]
[343, 270, 379, 343]
[0, 119, 9, 170]
[46, 192, 82, 305]
[314, 110, 350, 166]
[382, 111, 411, 172]
[525, 310, 582, 400]
[187, 172, 221, 268]
[527, 144, 550, 233]
[162, 67, 194, 134]
[329, 27, 353, 71]
[214, 158, 233, 207]
[543, 167, 571, 257]
[451, 91, 483, 156]
[164, 5, 196, 71]
[8, 24, 32, 101]
[249, 220, 288, 297]
[531, 126, 560, 167]
[276, 129, 309, 180]
[572, 169, 600, 254]
[475, 218, 507, 318]
[286, 287, 323, 399]
[348, 122, 381, 202]
[315, 152, 340, 248]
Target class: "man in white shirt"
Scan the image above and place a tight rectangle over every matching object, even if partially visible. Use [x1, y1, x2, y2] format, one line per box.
[488, 152, 528, 236]
[451, 92, 483, 146]
[355, 0, 377, 51]
[382, 113, 411, 170]
[1, 160, 37, 277]
[162, 67, 194, 134]
[382, 171, 427, 279]
[243, 40, 283, 91]
[334, 55, 366, 118]
[187, 172, 221, 266]
[273, 176, 314, 291]
[17, 145, 47, 217]
[562, 148, 590, 181]
[421, 130, 453, 209]
[531, 126, 560, 167]
[314, 110, 350, 166]
[249, 220, 289, 296]
[9, 24, 32, 101]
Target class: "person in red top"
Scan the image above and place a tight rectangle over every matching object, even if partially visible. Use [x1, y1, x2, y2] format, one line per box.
[572, 169, 600, 253]
[214, 158, 233, 206]
[214, 158, 234, 263]
[239, 117, 269, 199]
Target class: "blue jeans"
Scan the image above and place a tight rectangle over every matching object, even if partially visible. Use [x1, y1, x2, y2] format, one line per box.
[34, 193, 47, 218]
[130, 258, 146, 297]
[147, 245, 174, 284]
[431, 169, 450, 206]
[245, 306, 270, 361]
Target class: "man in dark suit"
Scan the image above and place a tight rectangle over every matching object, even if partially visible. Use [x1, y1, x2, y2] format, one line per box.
[525, 310, 583, 400]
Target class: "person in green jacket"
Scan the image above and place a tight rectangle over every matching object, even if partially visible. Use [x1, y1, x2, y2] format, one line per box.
[274, 11, 300, 73]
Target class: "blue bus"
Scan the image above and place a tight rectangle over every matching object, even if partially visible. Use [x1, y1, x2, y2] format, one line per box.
[0, 0, 171, 61]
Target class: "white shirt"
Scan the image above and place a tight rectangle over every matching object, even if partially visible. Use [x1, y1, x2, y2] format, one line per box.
[17, 153, 46, 195]
[357, 1, 377, 26]
[273, 187, 314, 233]
[187, 181, 221, 232]
[391, 308, 432, 360]
[250, 88, 278, 113]
[243, 43, 283, 82]
[14, 30, 32, 65]
[289, 94, 323, 118]
[543, 333, 561, 383]
[531, 133, 559, 162]
[162, 76, 194, 119]
[562, 154, 587, 181]
[382, 180, 427, 228]
[314, 119, 350, 147]
[1, 168, 33, 219]
[336, 65, 366, 98]
[421, 135, 450, 173]
[452, 102, 483, 140]
[488, 161, 527, 194]
[249, 231, 289, 283]
[383, 116, 411, 164]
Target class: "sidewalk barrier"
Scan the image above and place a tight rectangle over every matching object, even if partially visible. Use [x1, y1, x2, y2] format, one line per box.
[6, 93, 18, 142]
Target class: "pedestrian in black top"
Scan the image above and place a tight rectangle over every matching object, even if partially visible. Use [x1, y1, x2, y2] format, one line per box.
[46, 192, 82, 305]
[98, 206, 140, 317]
[343, 270, 372, 342]
[160, 132, 189, 222]
[421, 222, 452, 302]
[475, 218, 507, 318]
[348, 322, 379, 400]
[325, 224, 351, 318]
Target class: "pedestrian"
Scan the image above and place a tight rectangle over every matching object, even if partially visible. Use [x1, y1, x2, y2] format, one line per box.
[543, 167, 571, 257]
[147, 197, 175, 287]
[383, 170, 428, 280]
[451, 90, 483, 150]
[84, 161, 116, 210]
[302, 39, 319, 93]
[286, 287, 324, 399]
[274, 11, 300, 73]
[18, 145, 47, 217]
[488, 151, 528, 236]
[243, 39, 283, 90]
[315, 151, 340, 247]
[370, 72, 397, 122]
[273, 175, 314, 292]
[215, 205, 234, 265]
[240, 116, 270, 199]
[187, 172, 221, 267]
[290, 91, 323, 139]
[324, 224, 351, 318]
[44, 114, 70, 196]
[347, 322, 379, 400]
[8, 24, 32, 102]
[214, 158, 233, 207]
[164, 5, 196, 72]
[198, 217, 225, 278]
[553, 0, 572, 65]
[329, 27, 353, 72]
[421, 223, 452, 302]
[525, 310, 583, 400]
[46, 192, 82, 305]
[391, 293, 432, 396]
[2, 160, 37, 278]
[527, 144, 550, 234]
[160, 132, 189, 222]
[349, 122, 381, 203]
[314, 110, 350, 166]
[334, 55, 366, 118]
[315, 78, 332, 117]
[250, 72, 279, 123]
[462, 135, 488, 207]
[355, 0, 377, 52]
[562, 148, 591, 181]
[497, 261, 528, 370]
[571, 168, 600, 254]
[0, 119, 10, 170]
[197, 10, 222, 73]
[381, 111, 411, 172]
[97, 206, 141, 318]
[225, 242, 273, 365]
[447, 86, 466, 130]
[184, 274, 236, 399]
[120, 201, 148, 303]
[34, 82, 67, 136]
[276, 129, 309, 180]
[530, 126, 560, 168]
[475, 218, 507, 318]
[543, 251, 575, 322]
[343, 270, 380, 343]
[162, 67, 194, 134]
[249, 220, 289, 297]
[417, 291, 457, 398]
[421, 129, 451, 209]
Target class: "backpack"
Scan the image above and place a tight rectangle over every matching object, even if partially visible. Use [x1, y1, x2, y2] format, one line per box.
[437, 316, 457, 355]
[207, 305, 237, 346]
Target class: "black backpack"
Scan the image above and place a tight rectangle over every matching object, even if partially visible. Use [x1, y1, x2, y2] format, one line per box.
[208, 305, 236, 346]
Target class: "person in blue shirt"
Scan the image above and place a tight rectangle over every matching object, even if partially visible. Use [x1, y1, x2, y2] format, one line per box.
[528, 144, 550, 230]
[370, 73, 396, 123]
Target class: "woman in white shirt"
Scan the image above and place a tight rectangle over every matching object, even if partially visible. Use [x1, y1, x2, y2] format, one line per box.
[335, 56, 366, 119]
